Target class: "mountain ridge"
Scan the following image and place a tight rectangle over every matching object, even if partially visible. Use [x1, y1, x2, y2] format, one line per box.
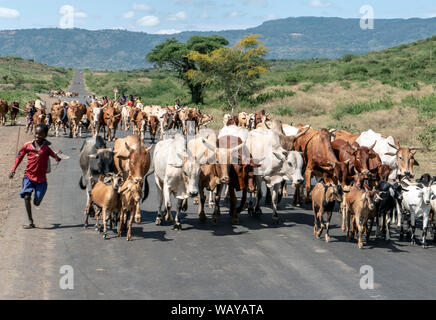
[1, 16, 435, 70]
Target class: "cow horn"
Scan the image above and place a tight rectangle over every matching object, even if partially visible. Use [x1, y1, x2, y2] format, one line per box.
[369, 141, 376, 150]
[388, 142, 399, 150]
[329, 128, 337, 134]
[409, 148, 422, 151]
[294, 125, 311, 139]
[145, 145, 153, 152]
[201, 138, 216, 152]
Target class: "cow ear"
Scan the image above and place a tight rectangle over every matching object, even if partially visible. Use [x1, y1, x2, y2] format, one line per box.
[369, 153, 376, 159]
[273, 151, 285, 162]
[413, 159, 420, 166]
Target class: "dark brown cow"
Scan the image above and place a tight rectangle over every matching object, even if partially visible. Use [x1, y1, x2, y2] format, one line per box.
[0, 99, 8, 126]
[294, 128, 339, 202]
[312, 181, 342, 242]
[148, 115, 159, 143]
[217, 135, 258, 224]
[9, 101, 19, 126]
[332, 139, 378, 176]
[32, 108, 46, 132]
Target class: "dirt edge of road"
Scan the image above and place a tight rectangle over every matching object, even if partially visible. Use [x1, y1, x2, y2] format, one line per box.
[0, 93, 63, 233]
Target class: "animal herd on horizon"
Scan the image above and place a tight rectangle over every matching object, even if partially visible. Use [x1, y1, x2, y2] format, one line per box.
[1, 94, 435, 248]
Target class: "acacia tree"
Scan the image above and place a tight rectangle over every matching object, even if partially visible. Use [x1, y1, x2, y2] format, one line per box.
[187, 35, 269, 112]
[146, 35, 228, 104]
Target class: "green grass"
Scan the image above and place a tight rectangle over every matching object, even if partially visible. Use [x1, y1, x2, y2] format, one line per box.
[333, 98, 394, 120]
[401, 93, 436, 120]
[0, 56, 73, 106]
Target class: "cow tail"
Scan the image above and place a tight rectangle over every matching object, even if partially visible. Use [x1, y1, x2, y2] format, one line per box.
[142, 178, 149, 203]
[79, 176, 86, 190]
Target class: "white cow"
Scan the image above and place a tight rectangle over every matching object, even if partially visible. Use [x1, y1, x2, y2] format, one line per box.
[121, 105, 131, 131]
[357, 129, 399, 179]
[218, 125, 249, 143]
[400, 181, 436, 248]
[246, 127, 305, 223]
[153, 134, 207, 230]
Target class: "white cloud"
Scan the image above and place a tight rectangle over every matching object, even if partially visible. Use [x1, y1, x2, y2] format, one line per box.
[155, 29, 182, 34]
[122, 11, 135, 19]
[0, 7, 20, 18]
[167, 11, 187, 21]
[228, 11, 239, 17]
[133, 3, 152, 11]
[137, 15, 160, 27]
[307, 0, 332, 8]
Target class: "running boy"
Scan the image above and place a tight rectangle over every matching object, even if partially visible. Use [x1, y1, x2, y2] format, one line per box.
[9, 124, 62, 229]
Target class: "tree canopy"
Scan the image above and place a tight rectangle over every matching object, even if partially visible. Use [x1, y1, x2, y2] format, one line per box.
[187, 34, 269, 111]
[146, 35, 229, 104]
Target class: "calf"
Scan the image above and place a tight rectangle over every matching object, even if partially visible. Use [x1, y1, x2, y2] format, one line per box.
[375, 180, 404, 241]
[118, 175, 144, 241]
[343, 186, 377, 248]
[312, 181, 342, 242]
[90, 173, 124, 238]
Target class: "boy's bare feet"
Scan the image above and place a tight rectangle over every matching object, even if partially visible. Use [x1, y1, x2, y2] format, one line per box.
[23, 224, 36, 229]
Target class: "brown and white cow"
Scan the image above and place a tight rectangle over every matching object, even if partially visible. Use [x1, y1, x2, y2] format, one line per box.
[50, 104, 65, 137]
[103, 102, 121, 141]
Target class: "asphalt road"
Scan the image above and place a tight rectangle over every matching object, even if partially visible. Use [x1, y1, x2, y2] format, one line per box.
[0, 71, 435, 300]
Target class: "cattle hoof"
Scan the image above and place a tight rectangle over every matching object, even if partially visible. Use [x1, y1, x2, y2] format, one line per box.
[272, 217, 280, 225]
[255, 208, 262, 215]
[103, 233, 108, 240]
[248, 207, 254, 215]
[173, 223, 182, 231]
[156, 217, 162, 226]
[232, 218, 240, 225]
[325, 235, 330, 243]
[199, 214, 207, 223]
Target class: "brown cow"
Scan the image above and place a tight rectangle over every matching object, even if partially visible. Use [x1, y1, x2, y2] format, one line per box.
[294, 128, 339, 202]
[148, 115, 159, 143]
[9, 101, 19, 126]
[90, 173, 124, 239]
[333, 130, 360, 145]
[50, 104, 65, 137]
[332, 139, 378, 176]
[86, 104, 104, 137]
[67, 104, 86, 138]
[312, 181, 342, 242]
[342, 185, 377, 248]
[134, 111, 148, 140]
[129, 106, 141, 135]
[113, 135, 153, 240]
[103, 102, 121, 141]
[238, 112, 249, 128]
[32, 108, 47, 133]
[0, 99, 8, 126]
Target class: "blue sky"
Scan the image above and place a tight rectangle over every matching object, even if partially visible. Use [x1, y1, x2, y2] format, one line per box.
[0, 1, 435, 33]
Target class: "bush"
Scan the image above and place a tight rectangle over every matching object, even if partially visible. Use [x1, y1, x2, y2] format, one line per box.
[273, 106, 293, 117]
[417, 125, 436, 151]
[342, 54, 354, 62]
[333, 98, 394, 120]
[284, 73, 300, 85]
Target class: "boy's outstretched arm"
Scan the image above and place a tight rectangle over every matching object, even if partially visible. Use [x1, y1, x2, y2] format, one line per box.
[9, 145, 28, 178]
[48, 147, 62, 162]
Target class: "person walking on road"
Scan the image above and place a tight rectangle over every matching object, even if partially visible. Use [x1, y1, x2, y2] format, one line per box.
[9, 124, 62, 229]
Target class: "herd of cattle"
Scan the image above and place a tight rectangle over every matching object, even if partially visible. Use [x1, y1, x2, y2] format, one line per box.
[1, 95, 435, 248]
[48, 89, 79, 98]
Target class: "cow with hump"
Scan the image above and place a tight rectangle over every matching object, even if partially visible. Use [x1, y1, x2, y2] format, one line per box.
[113, 134, 153, 241]
[153, 133, 211, 230]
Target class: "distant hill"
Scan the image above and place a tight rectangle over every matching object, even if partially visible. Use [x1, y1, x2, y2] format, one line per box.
[1, 17, 435, 70]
